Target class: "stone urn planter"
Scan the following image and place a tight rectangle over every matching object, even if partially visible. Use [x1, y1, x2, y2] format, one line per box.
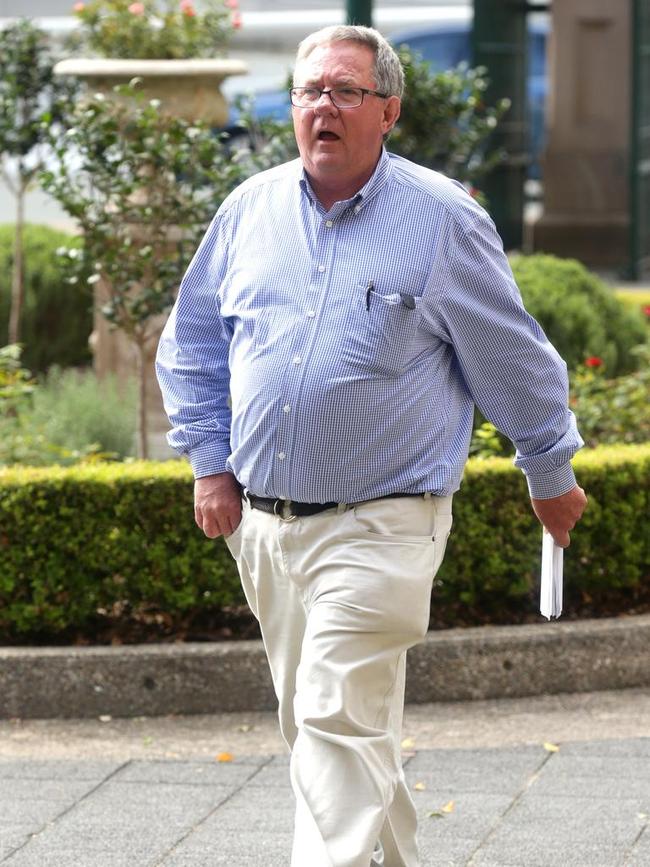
[54, 57, 247, 125]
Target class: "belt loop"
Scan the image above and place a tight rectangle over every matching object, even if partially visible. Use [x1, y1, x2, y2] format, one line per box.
[423, 492, 432, 500]
[336, 502, 348, 514]
[281, 499, 293, 520]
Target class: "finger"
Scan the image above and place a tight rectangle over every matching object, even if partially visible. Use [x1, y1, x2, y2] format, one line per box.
[197, 507, 221, 539]
[552, 529, 570, 548]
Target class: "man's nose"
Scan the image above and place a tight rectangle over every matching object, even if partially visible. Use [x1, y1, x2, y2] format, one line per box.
[313, 91, 339, 114]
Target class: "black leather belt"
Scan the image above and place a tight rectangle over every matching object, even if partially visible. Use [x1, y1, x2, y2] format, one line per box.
[246, 491, 429, 519]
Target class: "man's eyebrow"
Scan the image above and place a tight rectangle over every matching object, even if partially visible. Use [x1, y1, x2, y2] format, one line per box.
[297, 77, 359, 88]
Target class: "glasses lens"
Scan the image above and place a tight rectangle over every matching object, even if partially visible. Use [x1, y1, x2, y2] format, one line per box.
[291, 88, 364, 108]
[331, 88, 363, 107]
[292, 88, 319, 106]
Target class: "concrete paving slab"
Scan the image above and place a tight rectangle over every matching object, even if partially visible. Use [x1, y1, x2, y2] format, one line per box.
[413, 793, 513, 839]
[528, 769, 650, 800]
[111, 756, 266, 786]
[630, 827, 650, 864]
[1, 692, 649, 866]
[418, 836, 482, 866]
[185, 784, 295, 834]
[405, 747, 547, 795]
[471, 840, 630, 867]
[0, 759, 123, 781]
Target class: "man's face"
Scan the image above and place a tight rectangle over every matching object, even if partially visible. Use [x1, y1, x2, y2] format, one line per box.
[292, 40, 401, 205]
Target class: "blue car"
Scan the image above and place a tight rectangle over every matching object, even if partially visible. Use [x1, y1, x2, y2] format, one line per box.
[229, 18, 548, 179]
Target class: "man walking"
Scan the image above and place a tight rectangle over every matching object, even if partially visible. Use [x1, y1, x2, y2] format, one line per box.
[156, 25, 586, 867]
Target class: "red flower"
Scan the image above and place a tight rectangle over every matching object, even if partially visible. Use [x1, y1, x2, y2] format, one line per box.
[643, 305, 650, 318]
[180, 0, 196, 15]
[231, 10, 242, 28]
[584, 356, 603, 368]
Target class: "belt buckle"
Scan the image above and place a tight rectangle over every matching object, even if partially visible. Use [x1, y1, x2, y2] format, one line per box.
[273, 499, 297, 522]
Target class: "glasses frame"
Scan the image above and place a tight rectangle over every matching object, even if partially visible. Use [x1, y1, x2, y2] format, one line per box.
[289, 86, 388, 109]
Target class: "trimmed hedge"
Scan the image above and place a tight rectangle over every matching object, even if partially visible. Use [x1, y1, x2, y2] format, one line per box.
[0, 444, 649, 641]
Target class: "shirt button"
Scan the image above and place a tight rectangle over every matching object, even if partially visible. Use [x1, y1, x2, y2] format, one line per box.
[354, 205, 361, 214]
[325, 220, 333, 228]
[317, 265, 325, 273]
[278, 452, 286, 460]
[293, 355, 301, 364]
[306, 310, 315, 318]
[283, 404, 291, 413]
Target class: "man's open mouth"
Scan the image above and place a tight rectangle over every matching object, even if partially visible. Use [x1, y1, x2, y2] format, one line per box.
[317, 131, 340, 141]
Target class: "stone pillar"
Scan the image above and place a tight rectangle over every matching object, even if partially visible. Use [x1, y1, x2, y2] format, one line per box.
[532, 0, 630, 266]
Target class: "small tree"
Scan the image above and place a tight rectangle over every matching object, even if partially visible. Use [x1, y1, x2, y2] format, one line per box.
[0, 20, 75, 344]
[390, 49, 511, 191]
[41, 82, 294, 458]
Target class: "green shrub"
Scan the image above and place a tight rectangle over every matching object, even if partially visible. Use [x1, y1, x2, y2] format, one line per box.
[0, 362, 136, 466]
[0, 444, 648, 641]
[0, 224, 92, 372]
[569, 344, 650, 447]
[615, 288, 650, 319]
[510, 254, 647, 375]
[29, 367, 136, 460]
[390, 53, 510, 189]
[0, 461, 242, 638]
[435, 443, 650, 623]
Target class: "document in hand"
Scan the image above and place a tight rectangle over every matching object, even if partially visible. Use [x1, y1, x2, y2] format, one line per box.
[540, 529, 563, 619]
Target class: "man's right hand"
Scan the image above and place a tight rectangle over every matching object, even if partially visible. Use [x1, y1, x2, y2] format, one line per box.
[194, 472, 242, 538]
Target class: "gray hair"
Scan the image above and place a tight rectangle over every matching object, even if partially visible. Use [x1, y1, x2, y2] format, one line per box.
[295, 25, 404, 99]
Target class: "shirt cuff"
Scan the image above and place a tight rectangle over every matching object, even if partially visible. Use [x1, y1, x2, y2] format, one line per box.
[188, 440, 232, 479]
[524, 462, 577, 500]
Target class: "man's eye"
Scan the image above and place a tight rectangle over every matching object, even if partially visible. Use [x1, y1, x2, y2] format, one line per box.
[302, 88, 319, 98]
[336, 89, 357, 96]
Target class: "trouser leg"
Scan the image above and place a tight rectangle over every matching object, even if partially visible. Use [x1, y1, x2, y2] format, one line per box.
[226, 496, 453, 867]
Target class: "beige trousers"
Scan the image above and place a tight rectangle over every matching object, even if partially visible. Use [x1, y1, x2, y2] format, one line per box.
[225, 494, 453, 867]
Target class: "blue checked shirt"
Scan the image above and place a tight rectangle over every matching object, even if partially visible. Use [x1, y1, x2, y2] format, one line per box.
[156, 149, 583, 501]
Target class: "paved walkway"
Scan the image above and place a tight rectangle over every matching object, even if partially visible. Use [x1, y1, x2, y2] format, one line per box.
[1, 689, 649, 866]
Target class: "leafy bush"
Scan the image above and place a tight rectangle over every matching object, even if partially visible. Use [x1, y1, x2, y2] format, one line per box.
[0, 225, 92, 372]
[30, 367, 136, 459]
[569, 344, 650, 447]
[0, 444, 648, 642]
[0, 355, 136, 466]
[390, 52, 510, 190]
[0, 460, 242, 638]
[615, 288, 650, 323]
[435, 444, 650, 622]
[510, 254, 647, 376]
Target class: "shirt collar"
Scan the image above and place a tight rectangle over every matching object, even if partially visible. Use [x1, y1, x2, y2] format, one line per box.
[298, 147, 393, 215]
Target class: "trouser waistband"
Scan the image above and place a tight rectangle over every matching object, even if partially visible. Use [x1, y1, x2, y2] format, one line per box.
[245, 491, 433, 519]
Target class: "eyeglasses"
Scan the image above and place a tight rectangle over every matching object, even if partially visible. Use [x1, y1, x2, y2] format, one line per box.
[289, 86, 388, 109]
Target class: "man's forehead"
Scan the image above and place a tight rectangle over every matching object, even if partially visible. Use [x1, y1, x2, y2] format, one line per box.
[294, 41, 375, 81]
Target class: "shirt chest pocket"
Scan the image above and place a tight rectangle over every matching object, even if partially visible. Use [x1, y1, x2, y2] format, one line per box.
[342, 281, 430, 376]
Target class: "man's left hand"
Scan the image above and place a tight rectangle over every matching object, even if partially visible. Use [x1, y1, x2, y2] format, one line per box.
[531, 485, 588, 548]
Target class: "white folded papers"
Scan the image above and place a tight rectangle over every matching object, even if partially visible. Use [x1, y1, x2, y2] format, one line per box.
[540, 529, 563, 619]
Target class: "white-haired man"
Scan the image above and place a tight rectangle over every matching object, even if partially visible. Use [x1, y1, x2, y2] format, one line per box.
[156, 25, 586, 867]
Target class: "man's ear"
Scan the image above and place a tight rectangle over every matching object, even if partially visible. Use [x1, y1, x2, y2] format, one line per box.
[381, 96, 401, 134]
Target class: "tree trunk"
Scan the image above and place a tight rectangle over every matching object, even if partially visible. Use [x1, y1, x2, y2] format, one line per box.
[8, 178, 26, 345]
[134, 338, 149, 460]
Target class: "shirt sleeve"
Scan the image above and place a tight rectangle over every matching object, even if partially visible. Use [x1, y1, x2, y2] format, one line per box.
[428, 206, 584, 499]
[155, 210, 234, 479]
